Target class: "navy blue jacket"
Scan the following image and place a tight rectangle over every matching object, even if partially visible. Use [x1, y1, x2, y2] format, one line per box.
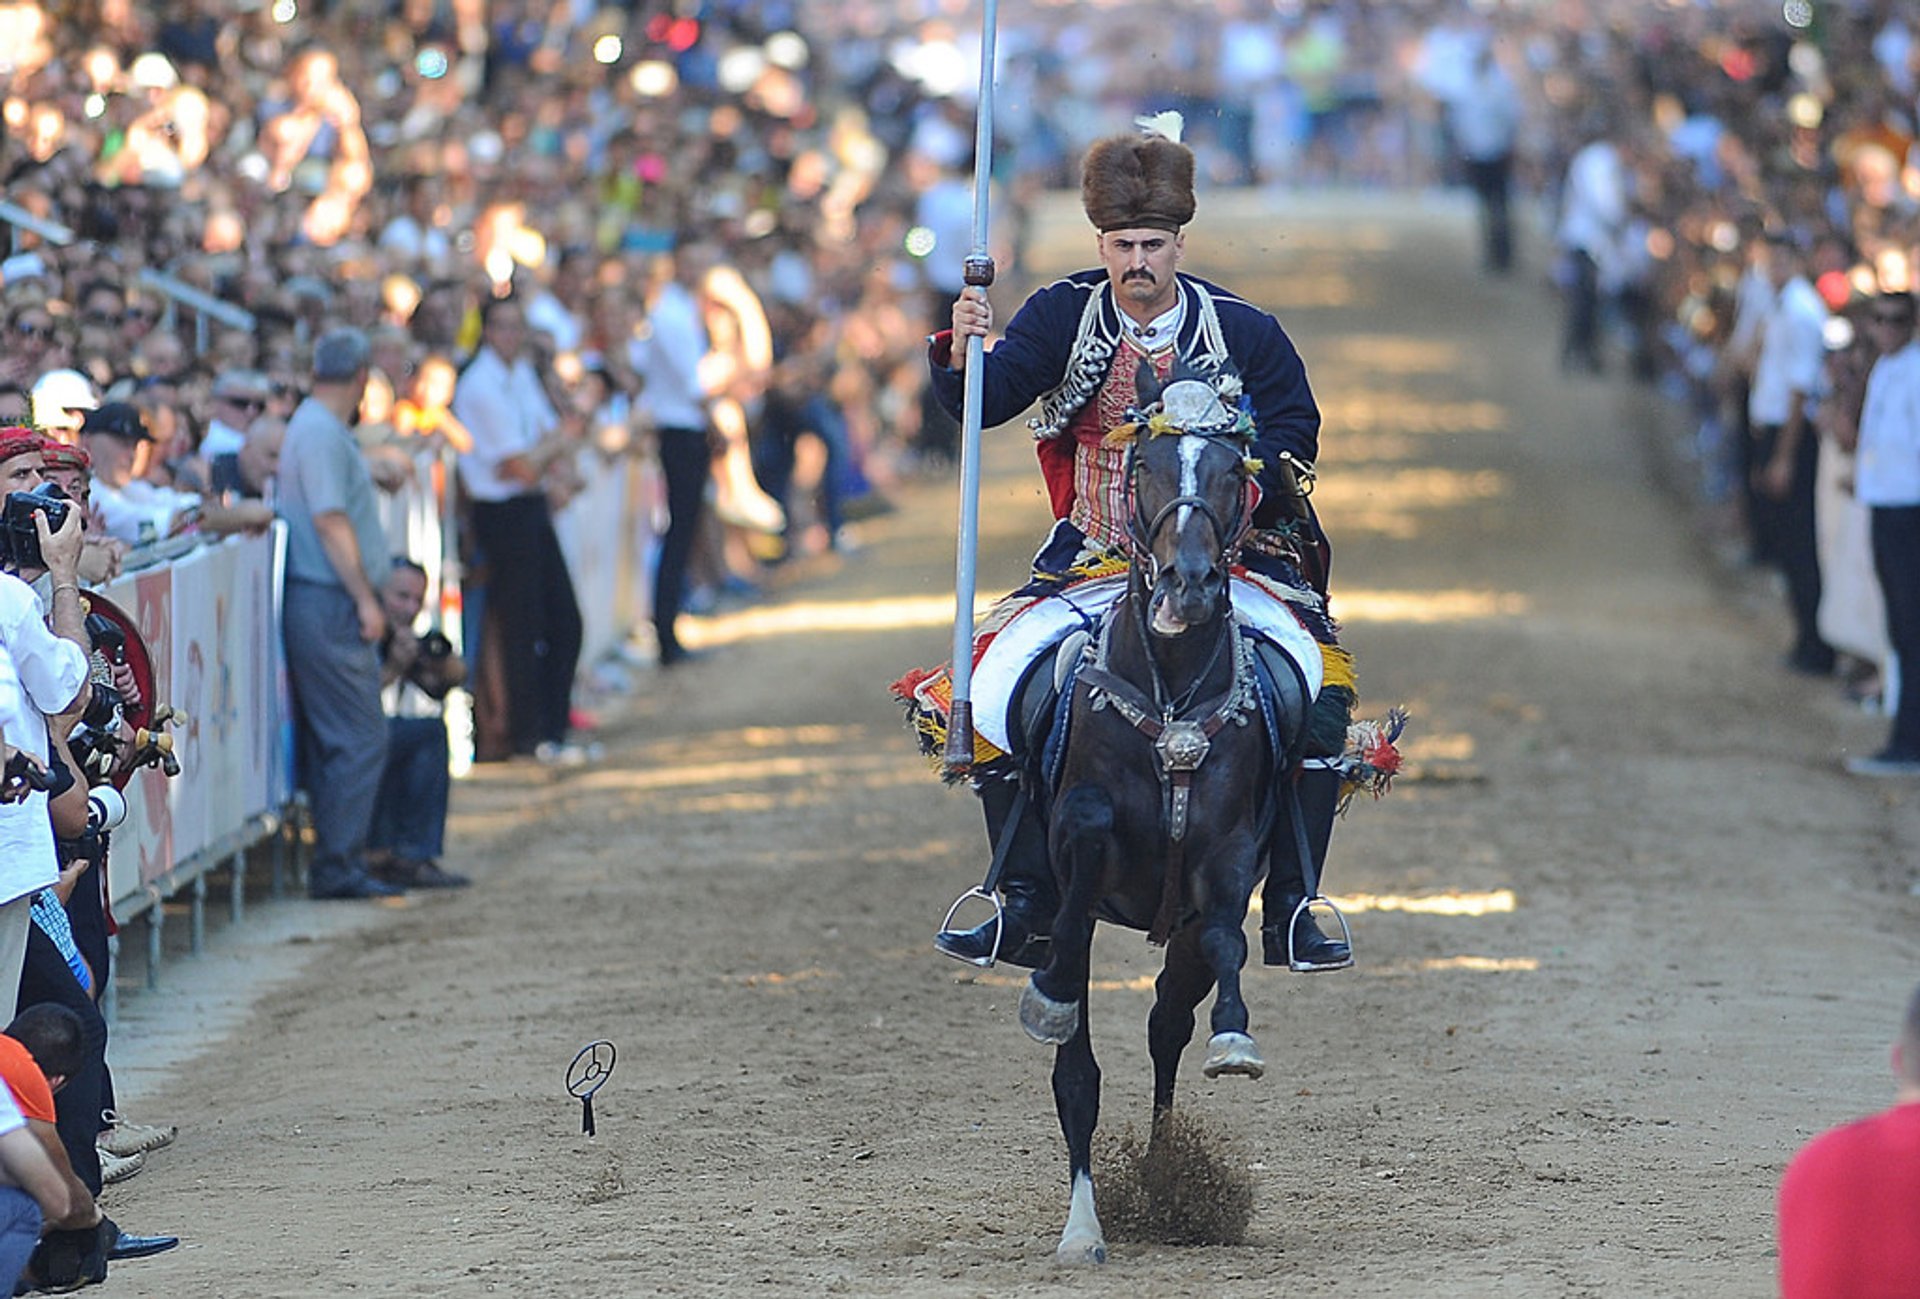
[928, 269, 1321, 520]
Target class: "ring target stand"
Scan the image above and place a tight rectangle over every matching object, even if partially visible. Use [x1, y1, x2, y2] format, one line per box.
[566, 1040, 617, 1137]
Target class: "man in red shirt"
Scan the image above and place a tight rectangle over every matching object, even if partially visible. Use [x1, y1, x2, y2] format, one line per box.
[1778, 981, 1920, 1298]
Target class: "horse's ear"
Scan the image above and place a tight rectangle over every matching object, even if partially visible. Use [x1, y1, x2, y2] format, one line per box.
[1134, 364, 1162, 409]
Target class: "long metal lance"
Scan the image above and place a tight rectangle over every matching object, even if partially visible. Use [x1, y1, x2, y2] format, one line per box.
[942, 0, 1000, 775]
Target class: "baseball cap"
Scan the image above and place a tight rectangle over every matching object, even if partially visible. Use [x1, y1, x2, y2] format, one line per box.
[80, 402, 152, 441]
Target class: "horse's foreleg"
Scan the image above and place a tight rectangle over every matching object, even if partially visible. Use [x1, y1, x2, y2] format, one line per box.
[1023, 787, 1111, 1046]
[1147, 927, 1215, 1119]
[1198, 915, 1265, 1080]
[1052, 1011, 1106, 1265]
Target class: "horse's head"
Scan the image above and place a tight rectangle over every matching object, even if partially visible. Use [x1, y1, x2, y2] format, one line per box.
[1115, 367, 1255, 639]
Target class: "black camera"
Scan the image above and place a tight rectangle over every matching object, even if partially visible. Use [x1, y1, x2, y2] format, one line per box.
[418, 629, 453, 661]
[0, 482, 72, 571]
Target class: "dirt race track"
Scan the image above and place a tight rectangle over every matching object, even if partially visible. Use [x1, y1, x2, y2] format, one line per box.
[106, 192, 1920, 1298]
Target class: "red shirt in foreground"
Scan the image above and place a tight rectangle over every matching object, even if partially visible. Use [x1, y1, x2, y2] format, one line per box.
[1778, 1100, 1920, 1299]
[0, 1035, 55, 1124]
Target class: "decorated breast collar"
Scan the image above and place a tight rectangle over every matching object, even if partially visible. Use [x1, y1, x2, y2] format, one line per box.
[1030, 276, 1232, 442]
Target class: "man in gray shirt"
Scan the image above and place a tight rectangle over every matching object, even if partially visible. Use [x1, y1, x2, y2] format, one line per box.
[278, 328, 403, 899]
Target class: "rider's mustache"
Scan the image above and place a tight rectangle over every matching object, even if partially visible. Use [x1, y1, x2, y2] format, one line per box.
[1123, 269, 1155, 282]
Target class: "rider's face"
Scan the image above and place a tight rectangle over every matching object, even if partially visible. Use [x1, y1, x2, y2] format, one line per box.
[1099, 227, 1183, 315]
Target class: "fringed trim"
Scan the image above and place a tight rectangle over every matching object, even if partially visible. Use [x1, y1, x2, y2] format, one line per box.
[891, 664, 1010, 779]
[1320, 643, 1356, 694]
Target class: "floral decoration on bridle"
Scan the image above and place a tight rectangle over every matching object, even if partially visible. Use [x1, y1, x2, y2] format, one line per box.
[1104, 372, 1259, 567]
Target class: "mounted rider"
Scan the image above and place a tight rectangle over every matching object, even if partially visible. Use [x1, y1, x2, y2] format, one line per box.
[896, 117, 1387, 972]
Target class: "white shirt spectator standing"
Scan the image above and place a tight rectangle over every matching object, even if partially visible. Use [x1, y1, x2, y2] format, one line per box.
[451, 297, 586, 764]
[1446, 44, 1522, 273]
[1749, 237, 1837, 675]
[1847, 298, 1920, 774]
[631, 259, 715, 667]
[1556, 134, 1629, 372]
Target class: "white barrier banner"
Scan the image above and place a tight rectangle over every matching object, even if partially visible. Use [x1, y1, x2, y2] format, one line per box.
[102, 533, 289, 909]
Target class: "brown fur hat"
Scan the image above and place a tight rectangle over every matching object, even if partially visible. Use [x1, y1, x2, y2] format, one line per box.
[1081, 134, 1196, 233]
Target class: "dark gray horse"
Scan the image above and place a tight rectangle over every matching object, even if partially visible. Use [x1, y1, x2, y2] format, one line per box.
[1017, 369, 1313, 1264]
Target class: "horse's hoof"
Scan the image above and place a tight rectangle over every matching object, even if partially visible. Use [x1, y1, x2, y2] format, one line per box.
[1202, 1031, 1265, 1079]
[1020, 979, 1080, 1045]
[1055, 1232, 1108, 1266]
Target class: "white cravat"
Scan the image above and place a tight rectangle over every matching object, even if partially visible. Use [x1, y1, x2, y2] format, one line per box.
[1123, 299, 1184, 346]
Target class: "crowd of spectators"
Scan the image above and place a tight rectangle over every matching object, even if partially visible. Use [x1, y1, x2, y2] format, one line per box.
[1468, 2, 1920, 769]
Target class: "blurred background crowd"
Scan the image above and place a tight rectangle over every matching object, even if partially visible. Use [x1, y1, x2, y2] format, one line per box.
[0, 0, 1917, 781]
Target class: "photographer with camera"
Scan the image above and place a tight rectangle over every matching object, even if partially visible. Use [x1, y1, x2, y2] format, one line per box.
[367, 558, 469, 891]
[0, 428, 92, 1020]
[37, 443, 126, 588]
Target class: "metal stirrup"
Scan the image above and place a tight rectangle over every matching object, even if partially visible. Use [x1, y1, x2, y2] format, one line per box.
[1288, 894, 1354, 973]
[936, 888, 1005, 968]
[934, 784, 1028, 968]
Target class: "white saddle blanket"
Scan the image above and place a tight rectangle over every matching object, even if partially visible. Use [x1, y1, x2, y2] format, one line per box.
[972, 574, 1325, 753]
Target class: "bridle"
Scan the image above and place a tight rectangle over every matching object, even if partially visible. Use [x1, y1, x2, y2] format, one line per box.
[1121, 429, 1251, 592]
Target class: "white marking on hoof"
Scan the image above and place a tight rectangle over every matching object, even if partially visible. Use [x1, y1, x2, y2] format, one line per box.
[1020, 979, 1080, 1045]
[1055, 1172, 1107, 1265]
[1203, 1031, 1265, 1079]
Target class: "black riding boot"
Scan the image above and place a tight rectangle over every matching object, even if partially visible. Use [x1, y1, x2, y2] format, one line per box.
[934, 778, 1057, 968]
[1262, 766, 1351, 969]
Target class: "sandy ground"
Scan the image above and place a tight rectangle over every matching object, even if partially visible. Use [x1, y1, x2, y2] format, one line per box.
[98, 192, 1920, 1298]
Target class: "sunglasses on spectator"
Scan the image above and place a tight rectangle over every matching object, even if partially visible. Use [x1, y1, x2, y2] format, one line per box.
[218, 394, 267, 411]
[123, 308, 158, 323]
[12, 321, 53, 339]
[1870, 312, 1914, 325]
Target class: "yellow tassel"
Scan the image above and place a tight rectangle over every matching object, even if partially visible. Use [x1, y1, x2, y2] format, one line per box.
[1320, 643, 1357, 695]
[1103, 423, 1140, 447]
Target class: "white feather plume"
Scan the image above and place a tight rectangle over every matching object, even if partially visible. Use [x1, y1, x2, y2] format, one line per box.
[1133, 110, 1184, 144]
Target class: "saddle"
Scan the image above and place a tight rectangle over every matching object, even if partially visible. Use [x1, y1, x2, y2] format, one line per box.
[1009, 611, 1312, 807]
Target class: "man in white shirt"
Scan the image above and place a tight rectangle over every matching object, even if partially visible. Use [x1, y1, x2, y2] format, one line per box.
[1748, 233, 1836, 675]
[632, 246, 719, 668]
[1447, 43, 1522, 273]
[1556, 129, 1628, 373]
[0, 494, 90, 1019]
[451, 296, 586, 765]
[1847, 292, 1920, 775]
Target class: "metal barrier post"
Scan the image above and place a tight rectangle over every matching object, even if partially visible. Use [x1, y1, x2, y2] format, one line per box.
[146, 903, 163, 990]
[229, 848, 246, 924]
[189, 873, 206, 956]
[270, 817, 287, 899]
